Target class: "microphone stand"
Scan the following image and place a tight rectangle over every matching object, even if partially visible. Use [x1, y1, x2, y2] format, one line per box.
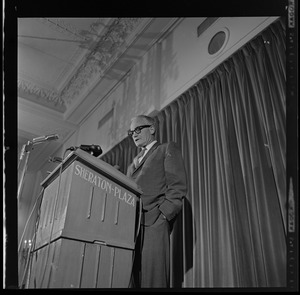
[18, 141, 34, 201]
[18, 134, 59, 201]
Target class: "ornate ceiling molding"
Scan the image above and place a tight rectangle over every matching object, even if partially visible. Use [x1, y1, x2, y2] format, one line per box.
[18, 18, 144, 111]
[18, 79, 65, 107]
[60, 18, 143, 106]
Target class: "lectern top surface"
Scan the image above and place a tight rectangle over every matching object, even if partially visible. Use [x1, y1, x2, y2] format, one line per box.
[41, 149, 142, 196]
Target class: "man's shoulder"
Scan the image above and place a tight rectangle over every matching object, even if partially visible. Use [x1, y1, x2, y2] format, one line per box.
[157, 141, 179, 151]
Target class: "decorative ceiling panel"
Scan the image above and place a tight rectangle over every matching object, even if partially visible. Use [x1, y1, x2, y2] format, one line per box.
[17, 17, 144, 112]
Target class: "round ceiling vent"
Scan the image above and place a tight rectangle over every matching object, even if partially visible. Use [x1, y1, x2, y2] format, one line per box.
[208, 28, 229, 56]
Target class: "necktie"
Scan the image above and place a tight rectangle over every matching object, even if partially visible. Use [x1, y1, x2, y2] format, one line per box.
[138, 148, 147, 162]
[134, 148, 146, 168]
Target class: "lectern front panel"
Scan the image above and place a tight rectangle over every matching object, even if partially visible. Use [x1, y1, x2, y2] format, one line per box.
[28, 238, 133, 288]
[35, 160, 140, 250]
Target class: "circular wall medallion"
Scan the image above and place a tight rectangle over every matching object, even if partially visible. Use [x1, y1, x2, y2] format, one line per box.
[208, 28, 229, 57]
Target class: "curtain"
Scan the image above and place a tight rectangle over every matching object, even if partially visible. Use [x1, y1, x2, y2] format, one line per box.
[101, 18, 286, 288]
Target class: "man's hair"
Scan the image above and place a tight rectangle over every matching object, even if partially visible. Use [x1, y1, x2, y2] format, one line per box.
[132, 115, 158, 132]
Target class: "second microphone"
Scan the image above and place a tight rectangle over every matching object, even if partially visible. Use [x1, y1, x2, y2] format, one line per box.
[69, 144, 102, 157]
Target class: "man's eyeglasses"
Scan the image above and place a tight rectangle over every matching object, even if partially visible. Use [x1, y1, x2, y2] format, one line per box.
[128, 125, 151, 137]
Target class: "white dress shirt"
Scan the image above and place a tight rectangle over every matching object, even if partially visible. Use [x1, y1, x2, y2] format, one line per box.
[138, 140, 157, 163]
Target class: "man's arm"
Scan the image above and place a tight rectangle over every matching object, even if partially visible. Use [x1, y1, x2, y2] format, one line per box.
[126, 162, 134, 177]
[158, 142, 187, 221]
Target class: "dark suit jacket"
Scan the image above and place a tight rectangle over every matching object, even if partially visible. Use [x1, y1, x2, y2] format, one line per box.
[127, 141, 187, 226]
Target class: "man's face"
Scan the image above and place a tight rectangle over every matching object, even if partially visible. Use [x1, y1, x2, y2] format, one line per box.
[130, 118, 154, 148]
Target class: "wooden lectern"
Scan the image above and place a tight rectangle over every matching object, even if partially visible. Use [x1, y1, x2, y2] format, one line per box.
[27, 149, 141, 288]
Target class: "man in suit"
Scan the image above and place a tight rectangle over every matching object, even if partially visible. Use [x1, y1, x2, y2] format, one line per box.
[127, 115, 187, 288]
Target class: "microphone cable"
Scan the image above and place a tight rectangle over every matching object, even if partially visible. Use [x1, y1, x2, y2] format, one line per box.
[17, 188, 44, 253]
[18, 187, 44, 288]
[25, 188, 44, 289]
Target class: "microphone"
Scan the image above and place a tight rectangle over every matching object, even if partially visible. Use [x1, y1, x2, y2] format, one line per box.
[80, 145, 102, 157]
[68, 144, 102, 157]
[32, 134, 59, 145]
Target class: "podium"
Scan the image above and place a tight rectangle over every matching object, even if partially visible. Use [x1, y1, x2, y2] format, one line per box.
[27, 150, 142, 288]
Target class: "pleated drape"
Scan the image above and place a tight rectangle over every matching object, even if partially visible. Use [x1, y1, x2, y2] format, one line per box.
[101, 18, 286, 288]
